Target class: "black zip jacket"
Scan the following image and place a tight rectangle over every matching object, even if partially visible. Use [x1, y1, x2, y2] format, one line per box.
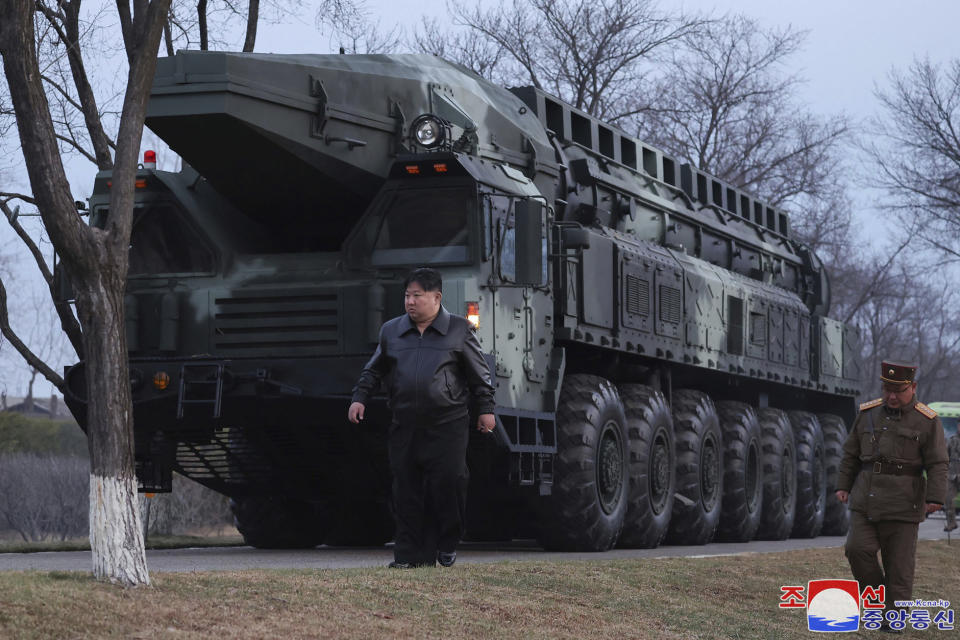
[351, 307, 496, 426]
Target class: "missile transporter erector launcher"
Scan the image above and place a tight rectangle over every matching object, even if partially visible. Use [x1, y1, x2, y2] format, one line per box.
[64, 51, 862, 550]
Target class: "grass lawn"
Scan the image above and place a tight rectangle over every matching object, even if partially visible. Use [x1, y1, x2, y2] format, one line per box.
[0, 540, 956, 639]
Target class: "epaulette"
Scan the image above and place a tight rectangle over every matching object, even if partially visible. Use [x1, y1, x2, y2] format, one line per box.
[859, 398, 883, 412]
[915, 402, 937, 419]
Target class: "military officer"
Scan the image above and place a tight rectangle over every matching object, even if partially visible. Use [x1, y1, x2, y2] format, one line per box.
[945, 430, 959, 532]
[835, 361, 948, 631]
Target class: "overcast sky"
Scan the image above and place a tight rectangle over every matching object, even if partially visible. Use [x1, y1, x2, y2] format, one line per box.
[254, 0, 960, 129]
[3, 0, 959, 397]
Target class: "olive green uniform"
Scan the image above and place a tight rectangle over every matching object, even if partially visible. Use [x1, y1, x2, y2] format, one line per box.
[946, 433, 960, 530]
[836, 396, 948, 613]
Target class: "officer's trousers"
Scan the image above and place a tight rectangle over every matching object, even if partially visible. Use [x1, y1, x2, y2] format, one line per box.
[845, 511, 919, 613]
[388, 415, 469, 565]
[945, 478, 958, 529]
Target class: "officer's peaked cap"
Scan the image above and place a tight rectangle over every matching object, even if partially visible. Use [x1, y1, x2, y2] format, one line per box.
[880, 361, 917, 384]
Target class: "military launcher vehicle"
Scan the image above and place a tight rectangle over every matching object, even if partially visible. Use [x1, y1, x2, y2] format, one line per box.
[64, 51, 862, 550]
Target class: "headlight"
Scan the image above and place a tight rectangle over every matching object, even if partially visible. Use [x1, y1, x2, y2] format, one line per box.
[412, 114, 445, 148]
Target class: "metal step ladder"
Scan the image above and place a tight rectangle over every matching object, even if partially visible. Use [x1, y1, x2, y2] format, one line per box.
[176, 363, 224, 419]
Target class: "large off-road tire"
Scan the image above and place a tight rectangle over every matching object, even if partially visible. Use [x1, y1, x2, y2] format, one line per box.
[323, 498, 394, 547]
[817, 413, 850, 536]
[536, 374, 629, 551]
[616, 384, 675, 548]
[715, 401, 763, 542]
[665, 390, 723, 546]
[788, 411, 826, 538]
[230, 496, 327, 549]
[755, 408, 797, 540]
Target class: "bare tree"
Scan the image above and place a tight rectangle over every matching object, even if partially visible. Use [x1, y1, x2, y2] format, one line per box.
[164, 0, 296, 54]
[412, 17, 505, 80]
[316, 0, 403, 54]
[835, 254, 960, 402]
[0, 453, 88, 542]
[0, 0, 172, 585]
[412, 0, 704, 120]
[142, 473, 232, 536]
[867, 58, 960, 260]
[631, 15, 849, 212]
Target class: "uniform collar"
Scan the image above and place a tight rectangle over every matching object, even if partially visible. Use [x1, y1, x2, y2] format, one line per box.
[399, 305, 450, 335]
[883, 395, 917, 417]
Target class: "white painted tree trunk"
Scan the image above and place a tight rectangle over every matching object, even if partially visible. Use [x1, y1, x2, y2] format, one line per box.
[89, 474, 150, 585]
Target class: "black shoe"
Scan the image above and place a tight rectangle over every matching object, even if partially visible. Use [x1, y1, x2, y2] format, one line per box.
[388, 561, 414, 569]
[437, 551, 456, 567]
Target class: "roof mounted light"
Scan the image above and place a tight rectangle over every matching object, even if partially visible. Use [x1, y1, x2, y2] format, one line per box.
[411, 114, 446, 149]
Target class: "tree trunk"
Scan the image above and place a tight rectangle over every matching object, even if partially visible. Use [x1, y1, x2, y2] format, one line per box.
[242, 0, 259, 52]
[0, 0, 169, 587]
[163, 17, 174, 57]
[198, 0, 208, 50]
[76, 269, 149, 586]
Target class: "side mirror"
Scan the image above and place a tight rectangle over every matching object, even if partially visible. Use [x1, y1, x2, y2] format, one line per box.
[514, 199, 544, 286]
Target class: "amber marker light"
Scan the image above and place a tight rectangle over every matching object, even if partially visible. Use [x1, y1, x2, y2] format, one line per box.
[106, 179, 148, 188]
[405, 165, 421, 175]
[433, 163, 448, 173]
[153, 371, 171, 391]
[466, 301, 480, 329]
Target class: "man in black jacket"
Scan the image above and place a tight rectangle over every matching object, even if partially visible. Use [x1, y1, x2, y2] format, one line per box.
[348, 268, 496, 568]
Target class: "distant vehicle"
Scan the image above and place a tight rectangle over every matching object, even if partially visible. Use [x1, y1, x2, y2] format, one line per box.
[926, 402, 960, 438]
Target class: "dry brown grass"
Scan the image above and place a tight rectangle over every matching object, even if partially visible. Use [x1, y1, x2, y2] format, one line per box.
[0, 540, 956, 639]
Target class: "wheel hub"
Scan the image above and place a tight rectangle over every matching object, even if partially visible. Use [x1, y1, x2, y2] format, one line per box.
[650, 429, 670, 515]
[700, 434, 720, 510]
[597, 421, 624, 515]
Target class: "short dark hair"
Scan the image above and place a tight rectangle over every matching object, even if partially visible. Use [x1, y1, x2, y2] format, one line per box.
[404, 267, 442, 292]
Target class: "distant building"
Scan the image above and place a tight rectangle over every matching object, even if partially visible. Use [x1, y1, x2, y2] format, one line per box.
[0, 393, 73, 420]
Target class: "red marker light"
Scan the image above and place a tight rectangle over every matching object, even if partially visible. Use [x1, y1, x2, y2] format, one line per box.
[143, 150, 157, 169]
[433, 163, 448, 173]
[405, 165, 420, 175]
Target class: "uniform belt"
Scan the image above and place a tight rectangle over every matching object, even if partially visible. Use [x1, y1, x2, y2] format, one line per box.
[862, 461, 923, 476]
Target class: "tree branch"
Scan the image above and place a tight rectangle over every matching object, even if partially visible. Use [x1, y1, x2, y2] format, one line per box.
[0, 276, 65, 391]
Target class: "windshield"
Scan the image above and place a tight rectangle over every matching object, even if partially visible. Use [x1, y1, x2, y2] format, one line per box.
[369, 188, 472, 266]
[127, 203, 215, 276]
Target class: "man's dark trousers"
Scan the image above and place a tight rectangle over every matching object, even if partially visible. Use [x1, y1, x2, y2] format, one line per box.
[845, 511, 919, 613]
[389, 416, 469, 565]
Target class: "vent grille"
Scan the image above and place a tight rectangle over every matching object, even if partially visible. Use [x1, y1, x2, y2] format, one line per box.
[659, 286, 681, 323]
[175, 429, 272, 485]
[625, 275, 650, 316]
[213, 290, 339, 354]
[173, 426, 332, 490]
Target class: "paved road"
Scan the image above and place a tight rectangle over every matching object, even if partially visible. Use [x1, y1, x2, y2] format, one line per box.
[1, 517, 955, 573]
